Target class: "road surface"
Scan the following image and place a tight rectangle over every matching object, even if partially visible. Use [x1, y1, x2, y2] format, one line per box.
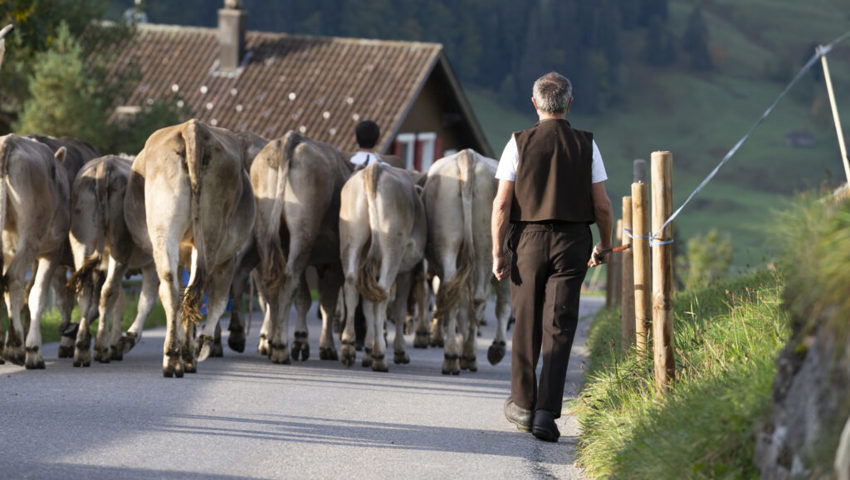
[0, 296, 603, 479]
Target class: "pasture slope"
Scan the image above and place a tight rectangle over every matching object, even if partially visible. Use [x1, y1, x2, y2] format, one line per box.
[468, 0, 850, 268]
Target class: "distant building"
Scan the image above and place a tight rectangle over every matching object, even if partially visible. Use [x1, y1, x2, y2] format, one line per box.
[785, 130, 815, 148]
[103, 1, 492, 169]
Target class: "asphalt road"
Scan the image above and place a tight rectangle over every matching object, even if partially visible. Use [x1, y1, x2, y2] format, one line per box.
[0, 296, 603, 480]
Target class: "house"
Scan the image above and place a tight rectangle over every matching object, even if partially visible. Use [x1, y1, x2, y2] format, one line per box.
[106, 1, 493, 169]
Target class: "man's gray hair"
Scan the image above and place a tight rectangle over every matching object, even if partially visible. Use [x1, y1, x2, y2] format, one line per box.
[532, 72, 572, 114]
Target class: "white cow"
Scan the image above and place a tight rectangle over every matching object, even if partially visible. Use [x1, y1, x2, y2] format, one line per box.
[0, 135, 70, 369]
[124, 119, 256, 377]
[339, 162, 427, 371]
[67, 155, 158, 366]
[422, 149, 511, 375]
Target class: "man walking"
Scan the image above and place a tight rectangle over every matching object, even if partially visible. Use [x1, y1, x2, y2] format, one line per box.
[491, 72, 613, 442]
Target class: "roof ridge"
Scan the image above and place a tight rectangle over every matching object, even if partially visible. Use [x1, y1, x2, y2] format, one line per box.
[135, 22, 443, 49]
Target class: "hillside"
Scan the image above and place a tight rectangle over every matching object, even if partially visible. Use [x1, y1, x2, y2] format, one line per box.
[468, 0, 850, 267]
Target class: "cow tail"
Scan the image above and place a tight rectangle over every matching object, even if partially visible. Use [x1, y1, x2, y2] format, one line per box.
[434, 149, 475, 319]
[358, 164, 389, 303]
[0, 137, 9, 295]
[181, 119, 206, 327]
[67, 159, 110, 296]
[261, 132, 296, 290]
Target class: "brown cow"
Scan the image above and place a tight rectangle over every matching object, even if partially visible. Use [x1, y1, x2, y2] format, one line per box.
[67, 155, 158, 366]
[28, 135, 100, 358]
[422, 149, 512, 374]
[339, 162, 427, 371]
[0, 135, 71, 369]
[124, 119, 256, 377]
[251, 131, 353, 364]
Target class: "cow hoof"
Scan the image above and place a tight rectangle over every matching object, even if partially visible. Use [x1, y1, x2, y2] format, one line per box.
[430, 336, 444, 348]
[121, 332, 139, 354]
[371, 355, 388, 372]
[393, 351, 410, 365]
[184, 360, 197, 374]
[461, 355, 477, 372]
[212, 340, 224, 358]
[228, 326, 246, 353]
[292, 335, 309, 361]
[269, 343, 290, 364]
[182, 347, 197, 373]
[340, 342, 356, 367]
[319, 347, 338, 361]
[25, 348, 45, 370]
[4, 342, 24, 366]
[73, 348, 91, 368]
[442, 354, 460, 375]
[413, 331, 429, 349]
[110, 345, 123, 361]
[488, 341, 506, 365]
[258, 334, 270, 356]
[94, 346, 111, 364]
[163, 357, 184, 378]
[198, 337, 215, 362]
[361, 348, 372, 368]
[58, 337, 75, 358]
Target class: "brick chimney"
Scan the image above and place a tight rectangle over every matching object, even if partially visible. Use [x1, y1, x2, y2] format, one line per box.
[218, 0, 246, 72]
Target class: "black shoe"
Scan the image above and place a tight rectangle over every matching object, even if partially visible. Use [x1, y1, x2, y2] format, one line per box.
[504, 398, 533, 433]
[532, 410, 560, 442]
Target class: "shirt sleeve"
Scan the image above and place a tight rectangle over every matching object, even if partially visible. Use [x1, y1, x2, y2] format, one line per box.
[591, 140, 608, 183]
[495, 135, 519, 181]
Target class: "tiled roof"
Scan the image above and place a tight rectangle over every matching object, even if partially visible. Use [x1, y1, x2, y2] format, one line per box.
[107, 23, 443, 152]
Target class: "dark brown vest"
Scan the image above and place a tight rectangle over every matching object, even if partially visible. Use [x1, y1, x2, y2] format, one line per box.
[510, 119, 595, 224]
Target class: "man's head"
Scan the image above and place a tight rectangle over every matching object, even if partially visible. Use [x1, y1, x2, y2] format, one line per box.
[532, 72, 572, 116]
[355, 120, 380, 149]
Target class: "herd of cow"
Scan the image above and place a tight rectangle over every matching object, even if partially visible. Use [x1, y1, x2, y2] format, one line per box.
[0, 119, 512, 377]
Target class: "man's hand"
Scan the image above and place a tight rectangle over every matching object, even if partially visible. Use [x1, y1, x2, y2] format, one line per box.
[587, 243, 608, 268]
[493, 252, 509, 281]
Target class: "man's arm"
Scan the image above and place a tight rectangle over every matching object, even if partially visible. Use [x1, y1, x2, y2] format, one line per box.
[491, 179, 514, 281]
[588, 181, 613, 267]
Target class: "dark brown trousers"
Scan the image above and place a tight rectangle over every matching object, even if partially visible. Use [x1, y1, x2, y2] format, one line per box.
[508, 222, 592, 417]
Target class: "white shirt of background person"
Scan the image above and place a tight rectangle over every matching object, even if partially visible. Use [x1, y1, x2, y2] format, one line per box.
[495, 135, 608, 183]
[349, 151, 386, 168]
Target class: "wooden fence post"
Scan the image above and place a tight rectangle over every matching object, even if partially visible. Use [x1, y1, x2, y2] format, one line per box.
[620, 196, 635, 351]
[631, 182, 651, 353]
[651, 151, 675, 392]
[613, 219, 622, 306]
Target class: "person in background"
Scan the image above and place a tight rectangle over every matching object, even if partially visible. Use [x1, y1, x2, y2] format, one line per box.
[490, 71, 613, 442]
[349, 120, 385, 168]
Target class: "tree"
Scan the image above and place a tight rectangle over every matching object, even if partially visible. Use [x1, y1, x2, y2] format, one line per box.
[677, 229, 732, 290]
[682, 4, 712, 71]
[15, 22, 110, 147]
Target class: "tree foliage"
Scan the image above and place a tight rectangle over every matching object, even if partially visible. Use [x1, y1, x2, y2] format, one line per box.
[682, 4, 712, 71]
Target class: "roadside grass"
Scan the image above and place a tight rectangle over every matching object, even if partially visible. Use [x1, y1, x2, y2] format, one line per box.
[571, 269, 789, 479]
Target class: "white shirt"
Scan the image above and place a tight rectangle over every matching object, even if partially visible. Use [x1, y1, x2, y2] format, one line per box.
[495, 135, 608, 183]
[349, 151, 386, 168]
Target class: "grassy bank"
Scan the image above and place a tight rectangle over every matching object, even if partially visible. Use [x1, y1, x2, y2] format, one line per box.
[572, 270, 789, 479]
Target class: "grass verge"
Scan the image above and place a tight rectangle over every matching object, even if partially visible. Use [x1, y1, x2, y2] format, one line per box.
[572, 270, 789, 479]
[38, 293, 168, 344]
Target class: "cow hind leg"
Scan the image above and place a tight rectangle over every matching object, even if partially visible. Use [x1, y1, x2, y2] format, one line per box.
[291, 275, 311, 362]
[488, 278, 510, 365]
[4, 279, 27, 366]
[25, 258, 58, 369]
[317, 268, 342, 361]
[339, 276, 359, 367]
[53, 269, 77, 358]
[123, 264, 158, 354]
[392, 272, 413, 365]
[429, 276, 444, 348]
[459, 298, 478, 373]
[197, 259, 236, 362]
[95, 261, 125, 363]
[227, 268, 249, 353]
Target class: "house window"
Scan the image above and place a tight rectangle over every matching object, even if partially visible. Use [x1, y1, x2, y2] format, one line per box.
[393, 132, 440, 171]
[394, 133, 416, 169]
